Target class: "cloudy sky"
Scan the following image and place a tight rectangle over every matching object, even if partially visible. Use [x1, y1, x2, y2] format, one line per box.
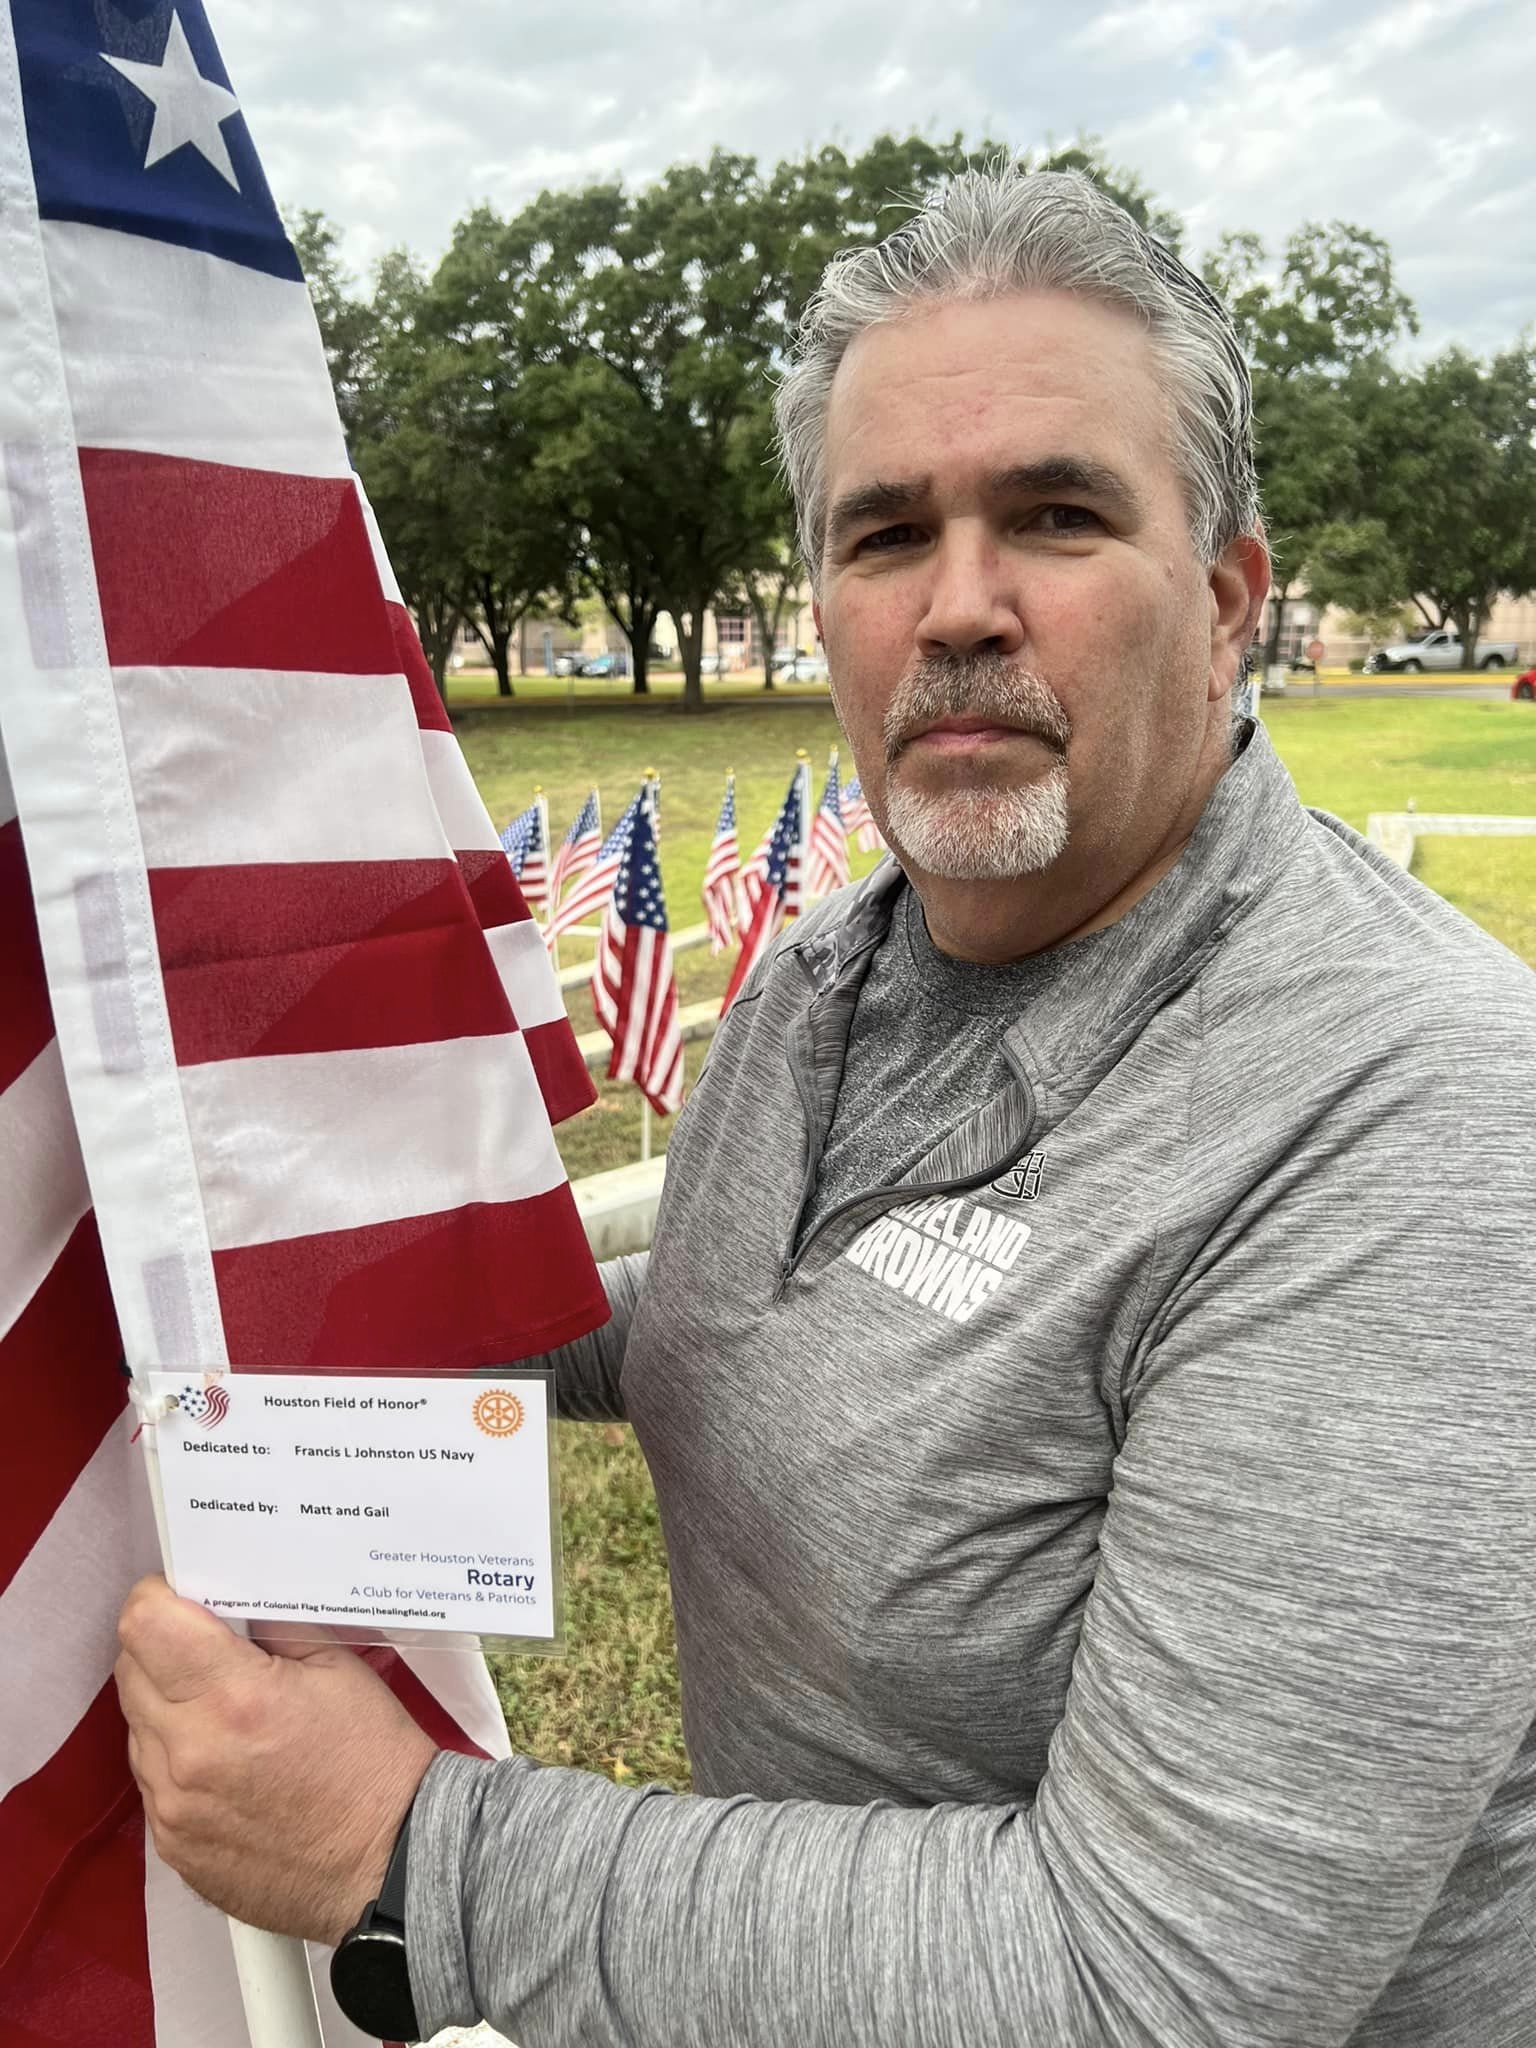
[215, 0, 1534, 361]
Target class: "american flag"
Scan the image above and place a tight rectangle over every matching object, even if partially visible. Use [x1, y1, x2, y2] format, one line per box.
[592, 793, 683, 1115]
[804, 750, 851, 899]
[841, 774, 886, 854]
[721, 767, 805, 1015]
[741, 756, 810, 919]
[501, 793, 550, 913]
[702, 773, 742, 954]
[549, 787, 602, 906]
[543, 795, 640, 942]
[0, 4, 605, 2043]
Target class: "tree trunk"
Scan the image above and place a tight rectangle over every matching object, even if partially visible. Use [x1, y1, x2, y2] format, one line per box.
[416, 588, 462, 699]
[749, 592, 775, 688]
[677, 603, 706, 714]
[1265, 580, 1292, 672]
[624, 599, 654, 696]
[468, 584, 516, 696]
[1451, 604, 1485, 672]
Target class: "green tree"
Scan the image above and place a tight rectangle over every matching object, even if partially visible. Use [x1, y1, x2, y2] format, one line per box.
[1346, 345, 1536, 662]
[423, 211, 589, 695]
[1204, 224, 1418, 670]
[288, 210, 377, 440]
[347, 251, 476, 692]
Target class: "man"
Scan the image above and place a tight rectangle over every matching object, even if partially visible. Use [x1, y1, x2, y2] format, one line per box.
[117, 168, 1536, 2046]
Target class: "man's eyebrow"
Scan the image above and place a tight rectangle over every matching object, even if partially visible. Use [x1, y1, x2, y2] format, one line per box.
[825, 477, 932, 549]
[987, 457, 1145, 517]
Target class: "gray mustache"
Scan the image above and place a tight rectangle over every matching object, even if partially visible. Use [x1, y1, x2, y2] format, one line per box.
[883, 659, 1072, 766]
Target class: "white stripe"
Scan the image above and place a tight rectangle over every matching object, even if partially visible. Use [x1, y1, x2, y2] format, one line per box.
[619, 932, 657, 1076]
[353, 478, 405, 608]
[114, 667, 451, 867]
[420, 729, 501, 852]
[43, 222, 350, 480]
[0, 1040, 91, 1347]
[397, 1644, 512, 1759]
[0, 1417, 157, 1802]
[487, 916, 566, 1029]
[144, 1840, 256, 2048]
[181, 1034, 568, 1250]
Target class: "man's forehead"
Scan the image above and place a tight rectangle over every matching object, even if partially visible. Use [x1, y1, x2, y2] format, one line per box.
[822, 291, 1171, 493]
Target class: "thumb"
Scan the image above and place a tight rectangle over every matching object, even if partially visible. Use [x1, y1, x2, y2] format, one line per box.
[117, 1574, 261, 1701]
[247, 1618, 351, 1664]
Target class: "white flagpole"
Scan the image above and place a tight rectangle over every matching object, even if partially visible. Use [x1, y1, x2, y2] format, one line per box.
[137, 1416, 328, 2048]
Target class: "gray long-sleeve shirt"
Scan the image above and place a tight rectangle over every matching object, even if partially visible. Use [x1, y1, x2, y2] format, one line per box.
[408, 723, 1536, 2046]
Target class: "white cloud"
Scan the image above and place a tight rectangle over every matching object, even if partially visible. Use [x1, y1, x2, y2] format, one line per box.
[211, 0, 1535, 360]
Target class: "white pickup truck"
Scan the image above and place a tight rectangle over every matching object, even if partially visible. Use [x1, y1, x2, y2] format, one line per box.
[1363, 628, 1519, 673]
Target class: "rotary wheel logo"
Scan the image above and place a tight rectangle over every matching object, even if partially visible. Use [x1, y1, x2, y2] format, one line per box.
[471, 1388, 525, 1439]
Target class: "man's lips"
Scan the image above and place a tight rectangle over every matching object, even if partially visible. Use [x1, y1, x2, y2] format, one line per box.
[901, 718, 1059, 755]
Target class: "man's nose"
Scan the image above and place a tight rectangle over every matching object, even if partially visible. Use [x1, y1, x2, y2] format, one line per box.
[915, 529, 1026, 661]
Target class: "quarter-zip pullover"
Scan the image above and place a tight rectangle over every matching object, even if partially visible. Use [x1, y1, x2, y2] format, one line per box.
[410, 721, 1536, 2047]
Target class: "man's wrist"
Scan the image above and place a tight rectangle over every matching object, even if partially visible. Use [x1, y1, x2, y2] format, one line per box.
[322, 1742, 437, 1948]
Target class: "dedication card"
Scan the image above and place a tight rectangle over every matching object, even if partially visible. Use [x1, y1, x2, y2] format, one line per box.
[149, 1371, 558, 1645]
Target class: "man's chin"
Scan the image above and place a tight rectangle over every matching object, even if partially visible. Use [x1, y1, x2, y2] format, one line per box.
[881, 768, 1073, 883]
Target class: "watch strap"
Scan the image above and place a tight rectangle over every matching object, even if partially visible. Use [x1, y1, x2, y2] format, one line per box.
[372, 1797, 412, 1929]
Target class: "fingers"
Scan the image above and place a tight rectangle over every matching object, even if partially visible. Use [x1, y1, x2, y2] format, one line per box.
[117, 1575, 259, 1702]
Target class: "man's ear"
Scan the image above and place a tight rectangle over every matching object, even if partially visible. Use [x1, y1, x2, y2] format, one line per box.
[812, 595, 824, 644]
[1208, 533, 1270, 702]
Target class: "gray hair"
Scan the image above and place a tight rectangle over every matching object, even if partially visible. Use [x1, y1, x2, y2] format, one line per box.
[774, 167, 1260, 585]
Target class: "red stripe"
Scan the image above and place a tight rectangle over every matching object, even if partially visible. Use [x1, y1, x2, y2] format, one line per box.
[721, 882, 781, 1014]
[215, 1191, 609, 1372]
[80, 449, 398, 675]
[0, 1793, 154, 2048]
[457, 847, 535, 931]
[0, 1217, 124, 1598]
[0, 819, 56, 1099]
[523, 1017, 599, 1126]
[385, 601, 452, 733]
[0, 1684, 144, 1992]
[151, 861, 515, 1062]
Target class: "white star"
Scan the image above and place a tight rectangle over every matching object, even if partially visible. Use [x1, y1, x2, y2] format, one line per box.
[103, 9, 242, 191]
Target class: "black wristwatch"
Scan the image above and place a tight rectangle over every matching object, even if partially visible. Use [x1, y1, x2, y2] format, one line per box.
[329, 1803, 419, 2042]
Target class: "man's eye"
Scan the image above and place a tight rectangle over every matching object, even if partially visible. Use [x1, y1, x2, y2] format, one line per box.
[856, 523, 921, 553]
[1035, 504, 1102, 534]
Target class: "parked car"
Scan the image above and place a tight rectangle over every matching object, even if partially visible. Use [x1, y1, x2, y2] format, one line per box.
[1363, 628, 1519, 673]
[552, 652, 583, 675]
[1513, 669, 1536, 702]
[577, 652, 622, 678]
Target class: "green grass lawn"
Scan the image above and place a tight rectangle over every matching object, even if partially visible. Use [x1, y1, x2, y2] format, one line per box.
[479, 689, 1536, 1790]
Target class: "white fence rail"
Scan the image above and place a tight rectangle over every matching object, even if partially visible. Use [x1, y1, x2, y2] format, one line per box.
[1366, 810, 1536, 869]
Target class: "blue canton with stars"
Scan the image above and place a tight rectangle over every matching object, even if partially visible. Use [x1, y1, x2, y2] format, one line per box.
[499, 801, 544, 874]
[13, 0, 301, 281]
[763, 775, 803, 894]
[614, 800, 670, 932]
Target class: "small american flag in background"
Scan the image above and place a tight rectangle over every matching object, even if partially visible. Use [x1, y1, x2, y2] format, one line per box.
[543, 794, 640, 942]
[500, 793, 550, 912]
[721, 767, 805, 1015]
[549, 787, 602, 906]
[0, 2, 604, 2040]
[592, 792, 683, 1115]
[804, 750, 851, 899]
[841, 774, 885, 854]
[702, 772, 742, 954]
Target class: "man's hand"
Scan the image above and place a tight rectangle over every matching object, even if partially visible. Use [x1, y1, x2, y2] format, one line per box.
[115, 1576, 438, 1946]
